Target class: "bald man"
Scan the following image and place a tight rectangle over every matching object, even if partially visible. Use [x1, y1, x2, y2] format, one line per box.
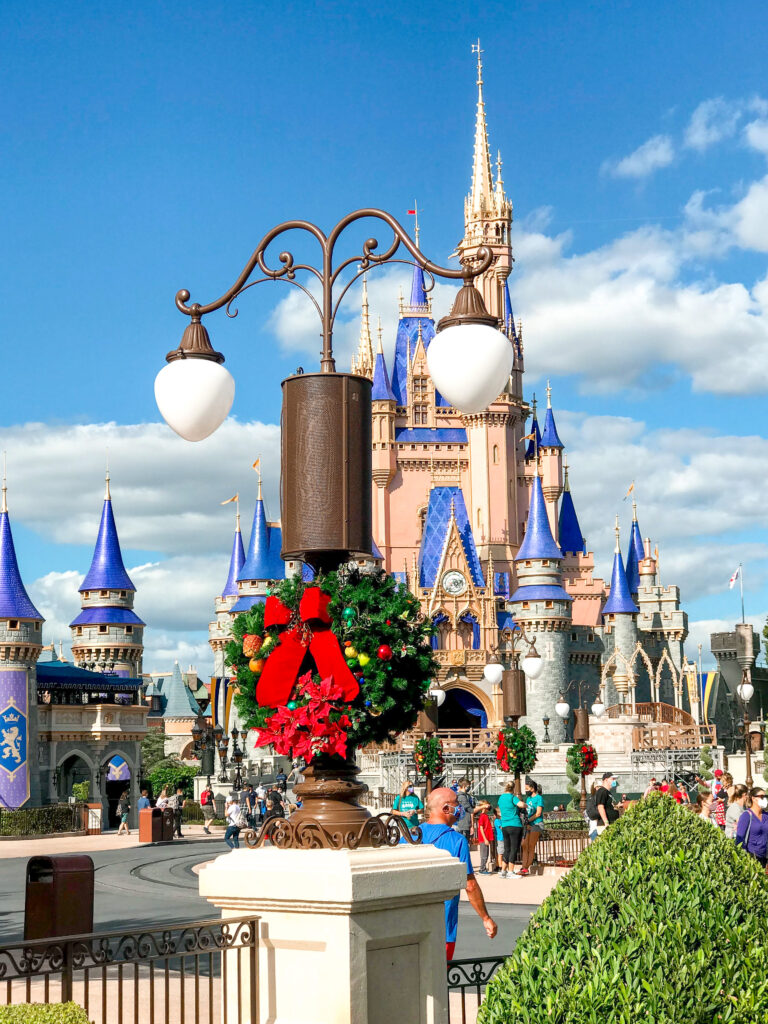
[419, 786, 497, 960]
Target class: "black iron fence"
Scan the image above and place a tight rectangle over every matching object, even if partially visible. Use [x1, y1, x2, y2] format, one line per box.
[0, 916, 258, 1023]
[0, 803, 87, 838]
[447, 956, 507, 1023]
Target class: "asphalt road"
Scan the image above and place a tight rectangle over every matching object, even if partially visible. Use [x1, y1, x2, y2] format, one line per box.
[0, 840, 530, 961]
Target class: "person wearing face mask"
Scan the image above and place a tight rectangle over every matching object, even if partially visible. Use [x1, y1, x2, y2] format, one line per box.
[595, 773, 620, 835]
[725, 784, 749, 839]
[517, 778, 544, 876]
[392, 780, 424, 829]
[414, 786, 497, 960]
[736, 787, 768, 868]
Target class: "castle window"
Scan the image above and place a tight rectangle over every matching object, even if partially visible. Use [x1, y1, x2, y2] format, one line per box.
[126, 626, 133, 635]
[98, 625, 108, 634]
[76, 627, 83, 636]
[588, 633, 595, 642]
[100, 590, 108, 598]
[120, 591, 127, 598]
[34, 622, 40, 631]
[524, 560, 532, 567]
[414, 404, 428, 424]
[545, 601, 553, 609]
[571, 632, 578, 642]
[413, 376, 428, 396]
[522, 602, 530, 609]
[7, 620, 18, 630]
[493, 444, 499, 464]
[541, 560, 549, 566]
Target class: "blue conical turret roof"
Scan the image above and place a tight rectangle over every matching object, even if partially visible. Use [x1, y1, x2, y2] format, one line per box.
[525, 401, 541, 460]
[503, 281, 521, 353]
[238, 493, 284, 582]
[161, 661, 200, 718]
[371, 344, 396, 402]
[603, 522, 639, 614]
[410, 264, 428, 307]
[222, 519, 246, 598]
[517, 476, 562, 561]
[79, 482, 135, 592]
[540, 383, 564, 448]
[0, 507, 43, 620]
[626, 503, 645, 593]
[558, 466, 584, 555]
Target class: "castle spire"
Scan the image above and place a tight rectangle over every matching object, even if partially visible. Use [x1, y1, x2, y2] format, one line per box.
[525, 395, 542, 460]
[79, 475, 135, 592]
[351, 274, 374, 377]
[0, 466, 43, 620]
[558, 456, 585, 556]
[371, 324, 396, 402]
[221, 501, 246, 599]
[603, 517, 639, 614]
[470, 40, 494, 215]
[516, 475, 562, 561]
[626, 498, 645, 593]
[540, 380, 564, 448]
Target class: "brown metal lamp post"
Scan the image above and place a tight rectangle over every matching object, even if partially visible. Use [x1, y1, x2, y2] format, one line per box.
[155, 210, 512, 848]
[556, 681, 595, 811]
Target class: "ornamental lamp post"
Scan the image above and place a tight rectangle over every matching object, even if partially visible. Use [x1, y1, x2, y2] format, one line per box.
[738, 673, 755, 788]
[556, 681, 593, 810]
[155, 210, 512, 846]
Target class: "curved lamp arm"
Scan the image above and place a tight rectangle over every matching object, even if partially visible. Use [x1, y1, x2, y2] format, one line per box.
[173, 208, 495, 373]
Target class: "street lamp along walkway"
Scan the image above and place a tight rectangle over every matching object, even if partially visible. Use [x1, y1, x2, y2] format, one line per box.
[155, 209, 514, 849]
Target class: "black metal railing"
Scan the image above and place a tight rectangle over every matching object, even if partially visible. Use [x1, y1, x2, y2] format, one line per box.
[0, 916, 258, 1023]
[447, 956, 507, 1023]
[0, 803, 87, 837]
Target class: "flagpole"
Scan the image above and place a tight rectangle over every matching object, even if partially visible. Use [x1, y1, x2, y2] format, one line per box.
[740, 562, 745, 624]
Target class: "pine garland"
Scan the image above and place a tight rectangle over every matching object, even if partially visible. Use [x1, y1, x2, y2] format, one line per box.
[227, 567, 438, 749]
[414, 735, 445, 779]
[496, 725, 537, 775]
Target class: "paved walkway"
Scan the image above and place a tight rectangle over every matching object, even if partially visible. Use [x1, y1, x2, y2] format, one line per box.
[0, 824, 221, 859]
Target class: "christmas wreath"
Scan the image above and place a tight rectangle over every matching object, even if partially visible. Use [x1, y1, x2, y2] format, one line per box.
[227, 567, 438, 753]
[566, 742, 598, 777]
[414, 735, 445, 779]
[496, 725, 538, 775]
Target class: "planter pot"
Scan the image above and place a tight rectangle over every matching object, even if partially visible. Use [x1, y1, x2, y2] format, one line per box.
[290, 756, 372, 846]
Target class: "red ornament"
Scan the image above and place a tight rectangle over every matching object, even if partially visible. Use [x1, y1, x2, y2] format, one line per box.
[377, 644, 393, 661]
[386, 619, 391, 625]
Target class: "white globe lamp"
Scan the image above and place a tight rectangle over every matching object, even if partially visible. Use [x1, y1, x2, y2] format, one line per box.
[738, 680, 755, 703]
[428, 280, 514, 414]
[554, 695, 570, 720]
[155, 318, 234, 442]
[483, 662, 504, 686]
[521, 653, 544, 680]
[591, 699, 606, 718]
[428, 688, 446, 708]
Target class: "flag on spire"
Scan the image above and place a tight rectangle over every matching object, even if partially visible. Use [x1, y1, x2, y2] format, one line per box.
[220, 494, 239, 505]
[729, 566, 740, 589]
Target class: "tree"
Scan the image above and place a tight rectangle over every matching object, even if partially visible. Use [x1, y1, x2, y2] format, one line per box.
[147, 757, 198, 797]
[141, 730, 167, 775]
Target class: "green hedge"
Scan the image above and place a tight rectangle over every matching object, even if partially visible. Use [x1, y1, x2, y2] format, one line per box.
[0, 805, 83, 837]
[479, 795, 768, 1024]
[0, 1004, 89, 1023]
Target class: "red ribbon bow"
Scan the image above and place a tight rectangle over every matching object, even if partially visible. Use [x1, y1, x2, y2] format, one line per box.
[256, 588, 360, 708]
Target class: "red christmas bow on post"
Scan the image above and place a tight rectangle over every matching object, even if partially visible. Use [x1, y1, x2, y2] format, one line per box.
[256, 588, 360, 708]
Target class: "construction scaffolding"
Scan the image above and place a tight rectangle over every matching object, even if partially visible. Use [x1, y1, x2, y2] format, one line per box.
[630, 747, 707, 785]
[377, 750, 501, 795]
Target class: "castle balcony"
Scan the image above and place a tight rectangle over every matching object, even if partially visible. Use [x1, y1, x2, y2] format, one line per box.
[604, 702, 716, 749]
[37, 702, 148, 743]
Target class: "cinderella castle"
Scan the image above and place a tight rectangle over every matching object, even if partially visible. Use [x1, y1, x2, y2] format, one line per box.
[207, 51, 704, 794]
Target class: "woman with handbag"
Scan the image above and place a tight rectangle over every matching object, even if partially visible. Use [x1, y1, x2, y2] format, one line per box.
[517, 778, 544, 877]
[736, 787, 768, 869]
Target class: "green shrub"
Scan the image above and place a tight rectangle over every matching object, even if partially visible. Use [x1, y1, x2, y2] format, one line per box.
[0, 1003, 89, 1023]
[0, 805, 83, 837]
[479, 795, 768, 1024]
[71, 781, 90, 803]
[147, 757, 198, 797]
[698, 743, 714, 795]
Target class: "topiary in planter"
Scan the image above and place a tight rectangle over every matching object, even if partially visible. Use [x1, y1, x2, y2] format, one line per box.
[479, 794, 768, 1024]
[0, 1004, 89, 1023]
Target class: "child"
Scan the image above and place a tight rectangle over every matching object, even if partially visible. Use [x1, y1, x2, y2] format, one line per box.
[493, 806, 504, 872]
[476, 801, 494, 874]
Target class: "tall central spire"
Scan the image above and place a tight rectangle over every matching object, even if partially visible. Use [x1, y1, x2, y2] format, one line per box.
[470, 40, 494, 215]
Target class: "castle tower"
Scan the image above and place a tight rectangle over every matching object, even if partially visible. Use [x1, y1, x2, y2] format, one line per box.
[558, 459, 584, 557]
[231, 482, 284, 614]
[350, 275, 375, 379]
[160, 660, 203, 759]
[209, 502, 246, 677]
[625, 500, 645, 595]
[509, 474, 572, 743]
[456, 42, 513, 323]
[539, 381, 564, 538]
[601, 518, 639, 707]
[71, 472, 144, 678]
[0, 470, 44, 807]
[371, 321, 397, 564]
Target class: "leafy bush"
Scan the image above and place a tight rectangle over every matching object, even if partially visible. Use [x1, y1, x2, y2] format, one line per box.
[147, 757, 198, 797]
[542, 812, 587, 833]
[479, 795, 768, 1024]
[182, 800, 204, 823]
[71, 781, 90, 803]
[0, 1004, 89, 1023]
[698, 743, 714, 795]
[0, 804, 83, 837]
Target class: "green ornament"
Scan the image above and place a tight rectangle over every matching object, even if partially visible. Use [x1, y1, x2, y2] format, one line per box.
[343, 606, 356, 621]
[287, 700, 298, 710]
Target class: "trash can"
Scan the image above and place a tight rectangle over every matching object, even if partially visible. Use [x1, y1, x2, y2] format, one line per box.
[161, 807, 174, 841]
[139, 806, 164, 843]
[24, 855, 94, 940]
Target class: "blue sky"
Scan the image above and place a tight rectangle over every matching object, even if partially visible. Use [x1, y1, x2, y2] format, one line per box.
[0, 1, 766, 672]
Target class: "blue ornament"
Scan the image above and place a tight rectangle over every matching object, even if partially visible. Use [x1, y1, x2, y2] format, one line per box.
[365, 699, 372, 707]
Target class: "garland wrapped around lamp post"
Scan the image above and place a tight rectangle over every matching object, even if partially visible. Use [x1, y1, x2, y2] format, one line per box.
[496, 724, 538, 787]
[226, 566, 440, 847]
[565, 742, 598, 812]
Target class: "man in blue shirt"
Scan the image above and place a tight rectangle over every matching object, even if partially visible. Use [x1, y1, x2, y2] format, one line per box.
[419, 787, 497, 960]
[137, 789, 150, 811]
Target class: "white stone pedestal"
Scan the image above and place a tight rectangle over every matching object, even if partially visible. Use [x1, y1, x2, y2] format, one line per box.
[199, 844, 465, 1024]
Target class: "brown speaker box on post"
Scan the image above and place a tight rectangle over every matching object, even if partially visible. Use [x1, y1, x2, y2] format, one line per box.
[281, 372, 372, 570]
[573, 707, 590, 743]
[502, 669, 527, 720]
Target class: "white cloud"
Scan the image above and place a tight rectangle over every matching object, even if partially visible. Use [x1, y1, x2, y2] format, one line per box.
[603, 134, 675, 179]
[745, 118, 768, 155]
[685, 96, 768, 151]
